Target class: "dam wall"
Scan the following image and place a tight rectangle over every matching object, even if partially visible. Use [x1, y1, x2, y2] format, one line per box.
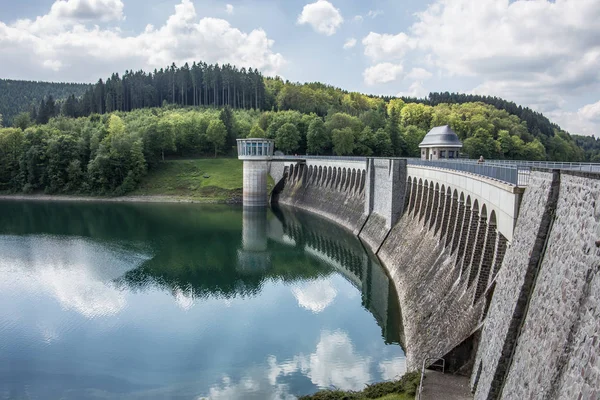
[275, 160, 368, 235]
[270, 159, 600, 399]
[473, 170, 600, 400]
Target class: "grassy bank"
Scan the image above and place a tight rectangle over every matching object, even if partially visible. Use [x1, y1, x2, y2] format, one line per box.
[131, 158, 244, 202]
[0, 158, 273, 204]
[299, 371, 420, 400]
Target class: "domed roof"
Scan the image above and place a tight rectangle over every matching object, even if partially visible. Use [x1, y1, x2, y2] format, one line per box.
[419, 125, 462, 148]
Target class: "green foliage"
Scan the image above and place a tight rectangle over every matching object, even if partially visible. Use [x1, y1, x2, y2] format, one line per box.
[355, 126, 375, 156]
[0, 128, 25, 191]
[0, 79, 89, 126]
[219, 106, 236, 148]
[249, 124, 266, 138]
[275, 122, 301, 154]
[386, 108, 403, 155]
[299, 371, 420, 400]
[463, 129, 501, 159]
[307, 118, 330, 155]
[12, 112, 32, 131]
[403, 126, 427, 157]
[206, 119, 228, 157]
[326, 112, 363, 136]
[332, 127, 356, 155]
[401, 103, 433, 130]
[573, 134, 600, 162]
[373, 128, 394, 156]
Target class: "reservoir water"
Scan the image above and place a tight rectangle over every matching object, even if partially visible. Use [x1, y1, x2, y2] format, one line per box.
[0, 201, 404, 399]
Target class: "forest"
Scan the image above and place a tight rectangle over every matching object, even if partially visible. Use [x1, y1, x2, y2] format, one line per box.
[0, 61, 598, 196]
[0, 79, 90, 126]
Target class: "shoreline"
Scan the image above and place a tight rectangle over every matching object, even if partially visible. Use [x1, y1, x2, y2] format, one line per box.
[0, 194, 243, 205]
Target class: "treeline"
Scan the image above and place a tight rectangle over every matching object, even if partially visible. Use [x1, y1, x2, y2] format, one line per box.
[0, 100, 586, 196]
[0, 107, 242, 195]
[425, 92, 560, 140]
[2, 64, 595, 149]
[573, 135, 600, 162]
[0, 79, 89, 126]
[48, 63, 267, 118]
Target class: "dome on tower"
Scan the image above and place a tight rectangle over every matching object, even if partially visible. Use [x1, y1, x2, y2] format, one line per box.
[419, 125, 462, 148]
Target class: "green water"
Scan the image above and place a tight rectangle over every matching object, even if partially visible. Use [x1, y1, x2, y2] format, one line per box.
[0, 201, 404, 399]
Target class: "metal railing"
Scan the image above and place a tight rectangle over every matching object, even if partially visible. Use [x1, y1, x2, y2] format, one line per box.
[417, 357, 446, 400]
[407, 158, 529, 187]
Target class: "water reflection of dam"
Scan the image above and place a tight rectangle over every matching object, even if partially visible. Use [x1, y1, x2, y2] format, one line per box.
[237, 205, 403, 345]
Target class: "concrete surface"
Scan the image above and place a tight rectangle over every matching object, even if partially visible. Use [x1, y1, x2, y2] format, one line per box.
[420, 370, 472, 400]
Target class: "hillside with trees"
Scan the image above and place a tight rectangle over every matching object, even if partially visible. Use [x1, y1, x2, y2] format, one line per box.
[0, 79, 90, 126]
[0, 61, 597, 196]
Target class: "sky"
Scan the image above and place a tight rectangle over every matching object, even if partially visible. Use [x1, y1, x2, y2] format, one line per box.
[0, 0, 599, 136]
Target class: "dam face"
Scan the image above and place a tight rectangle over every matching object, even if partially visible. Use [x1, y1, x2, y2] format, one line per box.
[264, 157, 600, 400]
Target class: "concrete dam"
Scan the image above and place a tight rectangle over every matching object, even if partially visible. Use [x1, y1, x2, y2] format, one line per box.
[264, 156, 599, 400]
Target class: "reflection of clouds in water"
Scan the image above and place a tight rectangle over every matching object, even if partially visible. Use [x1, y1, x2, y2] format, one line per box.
[206, 330, 402, 398]
[379, 358, 407, 381]
[291, 279, 337, 313]
[205, 374, 295, 400]
[0, 235, 150, 319]
[173, 286, 195, 311]
[268, 330, 373, 391]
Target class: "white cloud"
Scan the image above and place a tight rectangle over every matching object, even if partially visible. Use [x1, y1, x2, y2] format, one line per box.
[409, 0, 600, 112]
[42, 59, 63, 71]
[343, 38, 357, 50]
[579, 100, 600, 122]
[367, 10, 383, 19]
[297, 0, 343, 36]
[363, 63, 404, 86]
[406, 67, 432, 81]
[546, 100, 600, 136]
[225, 4, 234, 14]
[362, 32, 414, 61]
[0, 0, 286, 82]
[397, 81, 428, 98]
[352, 15, 363, 23]
[291, 279, 337, 313]
[50, 0, 124, 22]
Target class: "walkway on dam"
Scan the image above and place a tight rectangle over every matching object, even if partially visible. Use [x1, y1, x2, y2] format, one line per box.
[420, 370, 472, 400]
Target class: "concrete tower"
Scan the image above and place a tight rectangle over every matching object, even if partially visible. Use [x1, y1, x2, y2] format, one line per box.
[237, 138, 274, 207]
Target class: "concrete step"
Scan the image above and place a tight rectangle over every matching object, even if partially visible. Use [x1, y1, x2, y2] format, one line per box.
[420, 370, 473, 400]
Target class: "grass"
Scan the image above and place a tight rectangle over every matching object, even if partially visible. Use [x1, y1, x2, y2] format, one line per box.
[132, 158, 273, 202]
[298, 371, 420, 400]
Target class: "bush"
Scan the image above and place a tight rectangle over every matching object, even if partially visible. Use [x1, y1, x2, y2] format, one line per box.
[299, 371, 421, 400]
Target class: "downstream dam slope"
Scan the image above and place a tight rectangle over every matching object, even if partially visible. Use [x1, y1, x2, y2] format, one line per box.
[270, 159, 600, 400]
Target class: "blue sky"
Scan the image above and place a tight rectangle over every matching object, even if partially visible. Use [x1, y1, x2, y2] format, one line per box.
[0, 0, 599, 136]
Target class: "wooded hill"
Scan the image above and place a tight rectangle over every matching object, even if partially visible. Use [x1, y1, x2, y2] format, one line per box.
[0, 79, 90, 126]
[1, 61, 599, 197]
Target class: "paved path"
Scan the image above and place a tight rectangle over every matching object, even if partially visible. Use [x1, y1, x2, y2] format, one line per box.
[420, 370, 472, 400]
